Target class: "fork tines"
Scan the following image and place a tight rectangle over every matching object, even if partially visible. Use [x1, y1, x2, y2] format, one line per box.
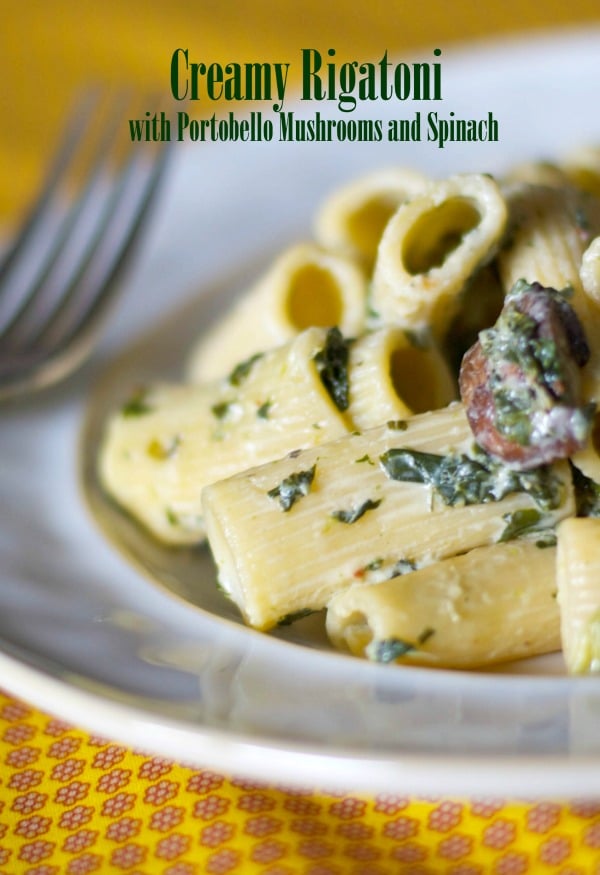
[0, 90, 171, 397]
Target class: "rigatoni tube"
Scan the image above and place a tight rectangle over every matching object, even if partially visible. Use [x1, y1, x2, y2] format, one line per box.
[99, 327, 351, 545]
[201, 404, 573, 630]
[369, 173, 507, 340]
[314, 166, 429, 271]
[346, 326, 457, 429]
[326, 540, 559, 669]
[556, 517, 600, 674]
[100, 325, 453, 546]
[498, 183, 599, 305]
[187, 243, 367, 382]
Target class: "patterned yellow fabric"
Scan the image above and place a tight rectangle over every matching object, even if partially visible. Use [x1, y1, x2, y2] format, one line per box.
[1, 690, 600, 874]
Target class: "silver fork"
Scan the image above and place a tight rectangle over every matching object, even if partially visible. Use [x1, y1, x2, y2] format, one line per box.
[0, 91, 171, 401]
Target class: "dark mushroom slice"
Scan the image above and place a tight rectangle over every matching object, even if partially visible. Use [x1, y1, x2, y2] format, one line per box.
[459, 279, 594, 471]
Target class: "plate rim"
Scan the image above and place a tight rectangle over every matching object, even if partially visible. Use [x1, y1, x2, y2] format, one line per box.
[3, 647, 600, 798]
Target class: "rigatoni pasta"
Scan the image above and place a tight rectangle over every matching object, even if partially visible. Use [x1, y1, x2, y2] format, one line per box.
[201, 404, 573, 630]
[187, 242, 367, 382]
[503, 161, 570, 189]
[498, 183, 597, 301]
[97, 146, 600, 674]
[100, 327, 352, 544]
[100, 324, 456, 544]
[326, 540, 559, 669]
[369, 173, 508, 340]
[557, 517, 600, 673]
[346, 326, 457, 428]
[314, 166, 429, 269]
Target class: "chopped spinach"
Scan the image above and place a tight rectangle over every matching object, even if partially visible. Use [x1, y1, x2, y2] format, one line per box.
[257, 400, 272, 419]
[353, 557, 384, 579]
[277, 608, 317, 626]
[571, 462, 600, 518]
[165, 507, 203, 530]
[267, 465, 316, 511]
[313, 327, 351, 412]
[417, 627, 436, 645]
[480, 305, 546, 446]
[387, 420, 409, 431]
[369, 638, 415, 662]
[498, 508, 545, 542]
[211, 400, 235, 420]
[369, 628, 435, 663]
[379, 445, 562, 511]
[490, 386, 533, 446]
[228, 352, 264, 386]
[121, 390, 152, 417]
[390, 558, 417, 577]
[478, 279, 591, 447]
[165, 507, 179, 526]
[535, 531, 558, 548]
[366, 285, 380, 321]
[331, 498, 382, 524]
[575, 205, 591, 233]
[365, 558, 383, 571]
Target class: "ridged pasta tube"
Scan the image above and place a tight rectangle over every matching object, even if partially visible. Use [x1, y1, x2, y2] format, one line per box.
[503, 160, 570, 189]
[557, 518, 600, 674]
[187, 243, 367, 382]
[100, 326, 454, 545]
[314, 167, 429, 270]
[99, 327, 352, 545]
[346, 327, 457, 429]
[201, 403, 573, 630]
[326, 540, 560, 669]
[498, 183, 599, 302]
[369, 173, 507, 339]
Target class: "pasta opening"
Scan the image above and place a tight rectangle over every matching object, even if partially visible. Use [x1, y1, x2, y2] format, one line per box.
[389, 345, 448, 413]
[402, 198, 481, 275]
[338, 610, 373, 655]
[285, 264, 343, 330]
[346, 197, 399, 263]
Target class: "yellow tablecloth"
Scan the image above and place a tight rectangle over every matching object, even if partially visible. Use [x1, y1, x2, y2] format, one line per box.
[2, 689, 600, 874]
[2, 2, 600, 872]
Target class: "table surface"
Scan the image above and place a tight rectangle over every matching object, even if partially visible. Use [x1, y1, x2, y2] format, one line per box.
[2, 2, 600, 872]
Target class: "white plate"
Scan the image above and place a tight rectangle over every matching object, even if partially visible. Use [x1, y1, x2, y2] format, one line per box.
[2, 29, 600, 798]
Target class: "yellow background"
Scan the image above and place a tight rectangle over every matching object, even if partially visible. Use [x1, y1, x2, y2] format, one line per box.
[1, 0, 599, 217]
